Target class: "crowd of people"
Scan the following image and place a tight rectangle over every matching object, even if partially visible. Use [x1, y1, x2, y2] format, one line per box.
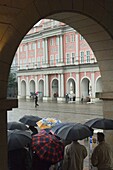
[8, 125, 113, 170]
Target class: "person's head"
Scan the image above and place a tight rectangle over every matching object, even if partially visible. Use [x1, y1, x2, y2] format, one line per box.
[97, 132, 105, 143]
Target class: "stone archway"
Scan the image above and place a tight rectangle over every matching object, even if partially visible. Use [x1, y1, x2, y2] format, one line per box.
[81, 78, 90, 99]
[21, 80, 26, 98]
[52, 79, 58, 99]
[1, 1, 113, 169]
[29, 80, 35, 93]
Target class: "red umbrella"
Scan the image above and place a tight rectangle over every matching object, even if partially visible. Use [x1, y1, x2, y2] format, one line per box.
[32, 130, 64, 164]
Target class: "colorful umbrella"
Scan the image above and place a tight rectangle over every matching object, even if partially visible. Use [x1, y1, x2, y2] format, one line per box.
[32, 130, 64, 164]
[84, 118, 113, 130]
[37, 117, 61, 129]
[19, 115, 42, 126]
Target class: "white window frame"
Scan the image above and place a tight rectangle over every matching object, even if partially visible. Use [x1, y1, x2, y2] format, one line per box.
[80, 51, 84, 63]
[86, 51, 90, 63]
[66, 53, 70, 64]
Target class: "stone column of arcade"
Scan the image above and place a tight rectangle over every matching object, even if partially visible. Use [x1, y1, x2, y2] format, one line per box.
[101, 93, 113, 148]
[0, 98, 18, 170]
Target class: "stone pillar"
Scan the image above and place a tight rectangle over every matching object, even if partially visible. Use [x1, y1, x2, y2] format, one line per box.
[58, 74, 61, 97]
[61, 74, 64, 97]
[43, 38, 48, 66]
[17, 77, 21, 99]
[45, 38, 48, 64]
[76, 73, 80, 101]
[0, 99, 18, 170]
[46, 75, 49, 97]
[44, 75, 46, 96]
[58, 36, 60, 62]
[91, 72, 95, 99]
[100, 92, 113, 147]
[26, 76, 30, 99]
[35, 76, 38, 92]
[26, 43, 28, 69]
[60, 35, 63, 63]
[17, 49, 20, 70]
[75, 33, 79, 65]
[34, 42, 37, 68]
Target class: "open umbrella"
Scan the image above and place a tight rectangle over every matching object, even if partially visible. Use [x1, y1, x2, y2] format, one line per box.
[8, 130, 32, 151]
[51, 122, 75, 134]
[19, 115, 42, 126]
[37, 117, 61, 129]
[55, 123, 93, 141]
[84, 118, 113, 130]
[32, 130, 64, 164]
[8, 121, 28, 130]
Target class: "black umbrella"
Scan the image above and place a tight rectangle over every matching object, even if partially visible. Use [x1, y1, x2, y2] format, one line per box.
[8, 121, 28, 130]
[8, 130, 32, 151]
[51, 122, 75, 134]
[56, 123, 93, 141]
[84, 118, 113, 130]
[19, 115, 42, 126]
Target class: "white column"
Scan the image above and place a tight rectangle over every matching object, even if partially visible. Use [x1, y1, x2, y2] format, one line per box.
[44, 75, 46, 96]
[58, 74, 61, 97]
[26, 44, 28, 67]
[60, 35, 63, 63]
[35, 76, 38, 92]
[43, 39, 46, 64]
[76, 73, 80, 100]
[26, 76, 29, 97]
[61, 74, 64, 97]
[45, 38, 48, 64]
[34, 42, 36, 64]
[46, 75, 49, 97]
[75, 33, 79, 64]
[58, 36, 60, 62]
[91, 72, 95, 98]
[17, 49, 20, 70]
[18, 77, 21, 97]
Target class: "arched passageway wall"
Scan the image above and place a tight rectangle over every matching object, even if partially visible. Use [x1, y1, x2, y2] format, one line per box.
[1, 1, 113, 169]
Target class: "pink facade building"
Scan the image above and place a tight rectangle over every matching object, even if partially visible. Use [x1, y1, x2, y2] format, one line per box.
[16, 19, 102, 102]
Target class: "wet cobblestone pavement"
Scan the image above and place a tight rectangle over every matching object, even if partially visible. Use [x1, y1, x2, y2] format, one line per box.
[7, 99, 103, 170]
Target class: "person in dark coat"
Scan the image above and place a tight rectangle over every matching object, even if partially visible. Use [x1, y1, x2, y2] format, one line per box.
[34, 95, 39, 107]
[8, 147, 32, 170]
[32, 152, 52, 170]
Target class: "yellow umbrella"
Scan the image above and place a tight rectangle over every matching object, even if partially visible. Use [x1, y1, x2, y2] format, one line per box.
[37, 118, 61, 129]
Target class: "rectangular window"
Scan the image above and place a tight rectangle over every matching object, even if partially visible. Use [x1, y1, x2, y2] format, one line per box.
[37, 58, 40, 67]
[80, 35, 84, 40]
[20, 46, 22, 52]
[71, 34, 75, 42]
[56, 37, 58, 45]
[86, 51, 90, 63]
[32, 43, 35, 50]
[72, 53, 75, 64]
[80, 52, 84, 63]
[29, 44, 31, 50]
[56, 54, 58, 64]
[50, 38, 54, 46]
[66, 35, 70, 43]
[66, 53, 70, 64]
[50, 55, 54, 65]
[24, 45, 26, 51]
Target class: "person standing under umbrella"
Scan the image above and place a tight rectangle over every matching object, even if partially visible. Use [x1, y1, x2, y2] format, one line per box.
[62, 140, 87, 170]
[91, 132, 113, 170]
